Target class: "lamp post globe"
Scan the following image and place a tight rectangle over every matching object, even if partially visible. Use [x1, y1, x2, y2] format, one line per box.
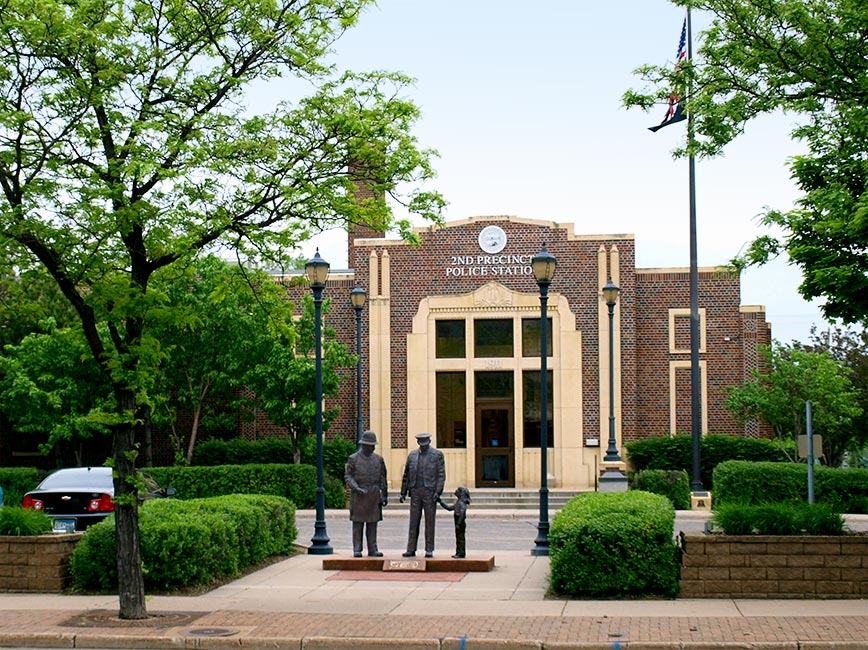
[306, 249, 333, 554]
[531, 244, 556, 556]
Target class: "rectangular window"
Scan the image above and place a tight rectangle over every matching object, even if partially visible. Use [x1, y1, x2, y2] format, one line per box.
[521, 318, 553, 357]
[436, 372, 466, 448]
[474, 319, 513, 358]
[475, 371, 513, 399]
[523, 370, 554, 447]
[436, 320, 466, 358]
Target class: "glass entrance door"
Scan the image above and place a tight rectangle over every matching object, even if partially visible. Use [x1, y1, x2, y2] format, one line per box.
[475, 400, 514, 487]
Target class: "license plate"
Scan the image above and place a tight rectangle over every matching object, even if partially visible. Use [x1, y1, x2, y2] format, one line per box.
[53, 519, 76, 533]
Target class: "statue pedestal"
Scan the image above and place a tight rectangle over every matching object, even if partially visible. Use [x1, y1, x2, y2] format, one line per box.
[322, 554, 495, 572]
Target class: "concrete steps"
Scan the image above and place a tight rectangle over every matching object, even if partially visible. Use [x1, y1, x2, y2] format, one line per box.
[386, 488, 587, 510]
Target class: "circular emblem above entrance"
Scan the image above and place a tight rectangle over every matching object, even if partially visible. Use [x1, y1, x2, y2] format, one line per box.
[478, 225, 507, 254]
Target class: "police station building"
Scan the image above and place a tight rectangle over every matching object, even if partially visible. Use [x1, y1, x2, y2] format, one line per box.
[287, 215, 771, 493]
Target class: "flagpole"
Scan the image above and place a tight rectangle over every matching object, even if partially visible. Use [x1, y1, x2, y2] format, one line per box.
[687, 6, 704, 493]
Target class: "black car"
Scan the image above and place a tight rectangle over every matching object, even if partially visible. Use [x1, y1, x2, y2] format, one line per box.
[22, 466, 175, 532]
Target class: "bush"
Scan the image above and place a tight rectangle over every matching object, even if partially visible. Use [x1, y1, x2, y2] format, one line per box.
[147, 463, 315, 506]
[193, 436, 357, 480]
[0, 506, 53, 535]
[711, 503, 844, 535]
[713, 460, 868, 513]
[631, 469, 691, 510]
[625, 434, 789, 489]
[70, 494, 296, 591]
[0, 467, 41, 507]
[549, 491, 679, 598]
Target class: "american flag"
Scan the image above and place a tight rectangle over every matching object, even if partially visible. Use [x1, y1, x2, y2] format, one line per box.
[649, 17, 688, 132]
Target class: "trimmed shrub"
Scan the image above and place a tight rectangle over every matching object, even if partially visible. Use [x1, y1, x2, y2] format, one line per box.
[147, 463, 317, 508]
[193, 437, 356, 481]
[0, 467, 41, 507]
[713, 460, 868, 513]
[0, 506, 53, 535]
[70, 494, 296, 591]
[549, 491, 679, 598]
[625, 434, 789, 489]
[631, 469, 691, 510]
[711, 503, 844, 535]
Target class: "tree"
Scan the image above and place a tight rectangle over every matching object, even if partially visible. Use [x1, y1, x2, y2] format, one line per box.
[148, 256, 293, 465]
[623, 0, 868, 323]
[726, 342, 863, 466]
[0, 321, 113, 465]
[0, 0, 442, 618]
[247, 293, 354, 464]
[0, 266, 79, 348]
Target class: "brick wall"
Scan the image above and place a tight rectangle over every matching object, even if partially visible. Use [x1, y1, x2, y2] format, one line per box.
[0, 533, 81, 592]
[679, 533, 868, 598]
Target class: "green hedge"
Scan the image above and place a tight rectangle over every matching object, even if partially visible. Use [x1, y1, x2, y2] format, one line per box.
[70, 494, 297, 591]
[631, 469, 691, 510]
[713, 460, 868, 513]
[0, 467, 41, 507]
[193, 436, 356, 480]
[711, 503, 844, 535]
[549, 491, 679, 598]
[147, 463, 313, 507]
[625, 434, 789, 489]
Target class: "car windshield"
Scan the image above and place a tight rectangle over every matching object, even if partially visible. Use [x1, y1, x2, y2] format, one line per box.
[39, 470, 113, 490]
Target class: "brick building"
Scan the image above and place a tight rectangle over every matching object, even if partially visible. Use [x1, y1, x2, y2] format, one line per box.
[276, 216, 771, 492]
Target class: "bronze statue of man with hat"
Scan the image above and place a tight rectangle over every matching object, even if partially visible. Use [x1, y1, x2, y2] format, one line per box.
[400, 432, 446, 558]
[344, 430, 388, 557]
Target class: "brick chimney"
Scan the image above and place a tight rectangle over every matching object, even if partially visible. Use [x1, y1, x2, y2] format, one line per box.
[347, 161, 385, 270]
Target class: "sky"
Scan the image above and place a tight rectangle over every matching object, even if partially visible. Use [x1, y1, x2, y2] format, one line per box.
[297, 0, 828, 344]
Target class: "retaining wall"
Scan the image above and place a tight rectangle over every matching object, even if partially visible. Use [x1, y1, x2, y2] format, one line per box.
[0, 533, 81, 592]
[679, 533, 868, 598]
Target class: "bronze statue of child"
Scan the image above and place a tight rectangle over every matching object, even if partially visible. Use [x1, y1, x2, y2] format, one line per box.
[437, 486, 471, 559]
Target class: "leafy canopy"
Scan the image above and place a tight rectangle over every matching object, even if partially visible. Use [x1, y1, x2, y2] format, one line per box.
[624, 0, 868, 323]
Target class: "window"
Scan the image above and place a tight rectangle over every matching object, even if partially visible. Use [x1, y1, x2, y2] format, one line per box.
[474, 319, 513, 357]
[523, 370, 554, 447]
[436, 372, 466, 447]
[521, 318, 553, 357]
[436, 320, 466, 358]
[475, 371, 513, 399]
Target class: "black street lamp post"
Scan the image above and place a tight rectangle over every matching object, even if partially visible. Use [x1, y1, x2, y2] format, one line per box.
[531, 244, 556, 556]
[351, 286, 367, 447]
[599, 277, 628, 492]
[306, 249, 333, 555]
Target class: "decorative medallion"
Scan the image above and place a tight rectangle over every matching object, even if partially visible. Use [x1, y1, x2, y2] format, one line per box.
[478, 225, 507, 254]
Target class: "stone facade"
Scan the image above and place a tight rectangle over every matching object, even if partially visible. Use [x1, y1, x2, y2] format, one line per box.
[679, 533, 868, 598]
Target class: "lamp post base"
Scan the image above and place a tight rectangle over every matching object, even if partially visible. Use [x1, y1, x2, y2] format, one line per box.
[598, 468, 629, 493]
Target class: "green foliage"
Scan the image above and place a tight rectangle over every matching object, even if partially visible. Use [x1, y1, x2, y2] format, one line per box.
[148, 257, 297, 465]
[549, 492, 679, 598]
[245, 295, 355, 462]
[631, 470, 691, 510]
[0, 506, 53, 536]
[625, 1, 868, 323]
[726, 343, 863, 466]
[713, 460, 868, 514]
[625, 433, 789, 489]
[0, 267, 79, 348]
[711, 503, 844, 536]
[70, 495, 296, 591]
[325, 474, 348, 509]
[0, 467, 40, 507]
[0, 322, 114, 461]
[194, 436, 356, 480]
[146, 464, 316, 507]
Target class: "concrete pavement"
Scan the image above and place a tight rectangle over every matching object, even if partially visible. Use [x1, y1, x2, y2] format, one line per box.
[2, 511, 868, 648]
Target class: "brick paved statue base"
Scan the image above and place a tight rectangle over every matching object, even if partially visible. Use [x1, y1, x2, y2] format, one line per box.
[322, 554, 494, 572]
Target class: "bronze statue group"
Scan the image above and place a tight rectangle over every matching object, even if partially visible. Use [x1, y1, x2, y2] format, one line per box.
[345, 431, 471, 559]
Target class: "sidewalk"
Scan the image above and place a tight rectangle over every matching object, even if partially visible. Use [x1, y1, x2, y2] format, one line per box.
[1, 512, 868, 648]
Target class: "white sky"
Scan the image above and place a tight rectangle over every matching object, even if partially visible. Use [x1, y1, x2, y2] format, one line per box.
[298, 0, 827, 344]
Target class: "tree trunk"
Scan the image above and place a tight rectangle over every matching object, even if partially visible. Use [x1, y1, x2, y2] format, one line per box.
[113, 390, 147, 620]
